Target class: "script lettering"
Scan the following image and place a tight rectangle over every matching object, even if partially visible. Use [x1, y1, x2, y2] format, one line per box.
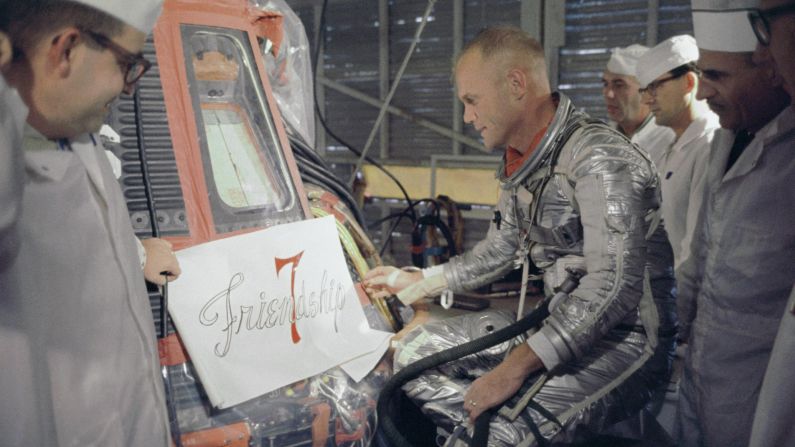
[197, 266, 348, 357]
[199, 272, 245, 357]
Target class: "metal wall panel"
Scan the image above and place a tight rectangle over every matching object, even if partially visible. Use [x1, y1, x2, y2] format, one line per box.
[559, 0, 693, 120]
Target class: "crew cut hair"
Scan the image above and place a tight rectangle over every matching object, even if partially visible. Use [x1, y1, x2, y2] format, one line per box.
[1, 0, 125, 56]
[454, 25, 546, 80]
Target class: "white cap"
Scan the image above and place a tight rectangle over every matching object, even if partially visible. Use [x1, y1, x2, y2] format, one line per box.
[691, 0, 759, 52]
[636, 35, 699, 88]
[606, 44, 649, 77]
[71, 0, 163, 34]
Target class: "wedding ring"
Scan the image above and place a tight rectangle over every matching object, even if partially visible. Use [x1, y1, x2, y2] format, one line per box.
[469, 400, 478, 407]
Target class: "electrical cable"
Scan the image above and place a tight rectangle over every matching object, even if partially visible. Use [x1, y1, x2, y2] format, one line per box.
[367, 207, 416, 230]
[311, 207, 370, 277]
[374, 198, 443, 256]
[312, 0, 417, 224]
[346, 0, 438, 187]
[294, 151, 367, 227]
[289, 135, 361, 206]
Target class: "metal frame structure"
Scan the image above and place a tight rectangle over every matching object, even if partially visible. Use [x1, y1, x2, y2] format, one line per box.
[293, 0, 681, 167]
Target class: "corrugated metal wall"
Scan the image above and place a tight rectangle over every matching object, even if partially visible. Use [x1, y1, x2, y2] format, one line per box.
[295, 0, 692, 160]
[560, 0, 693, 119]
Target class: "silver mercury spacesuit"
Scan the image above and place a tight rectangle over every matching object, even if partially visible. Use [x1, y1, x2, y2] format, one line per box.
[393, 93, 677, 446]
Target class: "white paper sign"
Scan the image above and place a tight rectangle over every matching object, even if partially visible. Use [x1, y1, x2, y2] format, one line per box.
[168, 216, 392, 408]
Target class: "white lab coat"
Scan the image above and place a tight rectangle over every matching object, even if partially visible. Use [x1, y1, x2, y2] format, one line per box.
[676, 106, 795, 447]
[658, 111, 720, 268]
[749, 284, 795, 447]
[0, 75, 27, 269]
[615, 114, 676, 172]
[0, 127, 170, 446]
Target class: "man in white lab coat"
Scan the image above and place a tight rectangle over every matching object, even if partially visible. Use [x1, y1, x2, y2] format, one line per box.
[676, 1, 795, 446]
[635, 35, 720, 270]
[0, 1, 179, 445]
[746, 1, 795, 445]
[602, 44, 675, 169]
[0, 29, 27, 270]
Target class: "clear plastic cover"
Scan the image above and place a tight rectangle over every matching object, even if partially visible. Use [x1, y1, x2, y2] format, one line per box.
[251, 0, 317, 147]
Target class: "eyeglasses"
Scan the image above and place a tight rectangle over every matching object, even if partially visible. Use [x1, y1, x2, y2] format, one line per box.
[749, 4, 795, 46]
[77, 27, 151, 86]
[638, 72, 685, 96]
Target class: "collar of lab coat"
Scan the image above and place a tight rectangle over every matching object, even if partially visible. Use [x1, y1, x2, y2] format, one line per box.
[23, 125, 73, 183]
[722, 106, 795, 182]
[23, 126, 108, 200]
[671, 110, 720, 154]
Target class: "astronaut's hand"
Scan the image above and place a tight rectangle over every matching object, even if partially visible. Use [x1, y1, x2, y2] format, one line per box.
[363, 266, 422, 299]
[463, 344, 542, 422]
[142, 238, 181, 285]
[396, 274, 449, 305]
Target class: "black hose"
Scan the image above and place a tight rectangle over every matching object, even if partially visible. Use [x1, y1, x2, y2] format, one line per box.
[377, 300, 551, 447]
[298, 162, 367, 226]
[133, 87, 183, 447]
[289, 140, 368, 227]
[288, 133, 327, 167]
[379, 211, 407, 257]
[472, 410, 495, 447]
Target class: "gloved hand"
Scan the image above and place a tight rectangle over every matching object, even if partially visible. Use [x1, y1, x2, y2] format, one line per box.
[363, 266, 423, 299]
[396, 273, 449, 306]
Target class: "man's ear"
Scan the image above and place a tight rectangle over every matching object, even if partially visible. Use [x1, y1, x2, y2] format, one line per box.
[46, 28, 82, 80]
[0, 31, 12, 70]
[684, 71, 697, 94]
[506, 68, 527, 99]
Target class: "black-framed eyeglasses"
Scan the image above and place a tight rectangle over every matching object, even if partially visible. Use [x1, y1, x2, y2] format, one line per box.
[749, 4, 795, 46]
[639, 72, 685, 96]
[77, 27, 151, 86]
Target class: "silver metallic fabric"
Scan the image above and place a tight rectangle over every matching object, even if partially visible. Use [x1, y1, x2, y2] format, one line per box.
[396, 93, 676, 446]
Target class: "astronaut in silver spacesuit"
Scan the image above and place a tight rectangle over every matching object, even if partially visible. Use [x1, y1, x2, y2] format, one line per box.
[365, 26, 677, 446]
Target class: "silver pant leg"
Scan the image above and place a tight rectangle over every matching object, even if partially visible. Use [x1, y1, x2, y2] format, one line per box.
[394, 311, 672, 446]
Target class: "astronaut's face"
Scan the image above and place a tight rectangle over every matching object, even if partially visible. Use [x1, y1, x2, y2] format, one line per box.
[456, 51, 518, 151]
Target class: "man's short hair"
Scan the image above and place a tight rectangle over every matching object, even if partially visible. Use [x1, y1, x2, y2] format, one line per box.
[669, 62, 700, 78]
[455, 25, 546, 81]
[1, 0, 125, 55]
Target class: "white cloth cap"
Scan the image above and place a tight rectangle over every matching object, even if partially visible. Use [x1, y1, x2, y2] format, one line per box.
[636, 35, 699, 88]
[606, 44, 649, 77]
[71, 0, 163, 33]
[691, 0, 759, 52]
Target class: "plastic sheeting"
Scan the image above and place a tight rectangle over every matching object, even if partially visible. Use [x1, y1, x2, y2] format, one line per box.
[251, 0, 317, 148]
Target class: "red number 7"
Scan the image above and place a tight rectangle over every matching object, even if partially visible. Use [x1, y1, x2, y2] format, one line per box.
[275, 252, 304, 344]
